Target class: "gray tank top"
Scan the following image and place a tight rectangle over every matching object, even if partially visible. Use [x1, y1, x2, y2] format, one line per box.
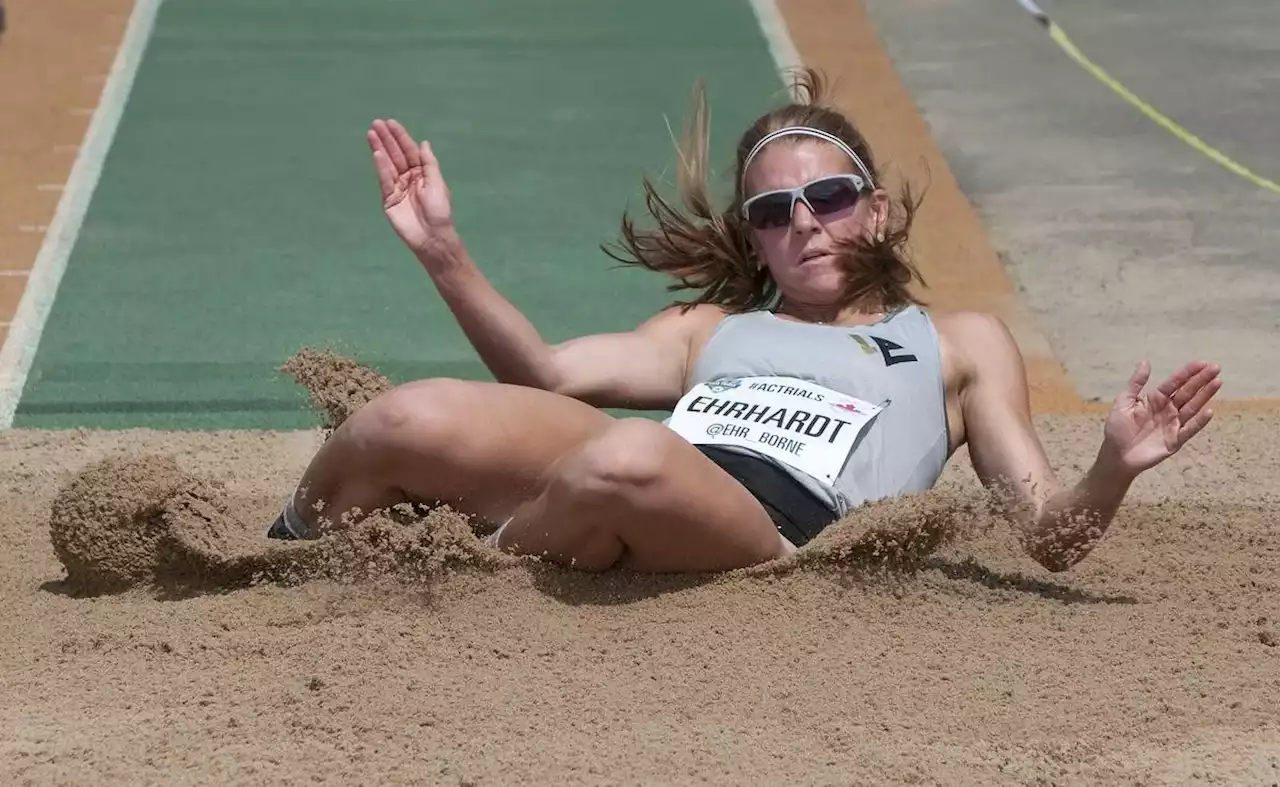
[682, 306, 949, 516]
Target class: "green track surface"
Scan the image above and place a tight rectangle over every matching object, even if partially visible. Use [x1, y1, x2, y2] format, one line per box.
[16, 0, 780, 429]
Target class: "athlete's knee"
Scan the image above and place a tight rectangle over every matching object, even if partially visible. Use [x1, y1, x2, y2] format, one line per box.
[341, 378, 471, 460]
[561, 418, 677, 504]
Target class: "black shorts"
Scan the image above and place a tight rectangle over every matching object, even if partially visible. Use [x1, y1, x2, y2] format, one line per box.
[695, 445, 838, 548]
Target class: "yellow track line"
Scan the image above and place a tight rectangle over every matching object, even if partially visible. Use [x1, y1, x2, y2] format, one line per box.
[1018, 0, 1280, 194]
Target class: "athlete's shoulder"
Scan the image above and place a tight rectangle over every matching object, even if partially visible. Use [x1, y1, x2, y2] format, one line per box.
[930, 309, 1012, 339]
[640, 303, 732, 335]
[931, 310, 1025, 386]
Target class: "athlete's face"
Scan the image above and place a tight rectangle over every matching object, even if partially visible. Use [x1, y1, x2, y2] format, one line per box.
[742, 140, 888, 306]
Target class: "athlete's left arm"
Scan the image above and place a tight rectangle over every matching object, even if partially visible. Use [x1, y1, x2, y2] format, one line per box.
[954, 313, 1221, 572]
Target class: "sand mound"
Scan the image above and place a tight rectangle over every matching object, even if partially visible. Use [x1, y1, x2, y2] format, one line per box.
[47, 452, 515, 596]
[280, 347, 393, 432]
[48, 455, 218, 595]
[47, 454, 303, 595]
[157, 487, 320, 591]
[159, 495, 506, 591]
[306, 505, 513, 582]
[757, 483, 1004, 576]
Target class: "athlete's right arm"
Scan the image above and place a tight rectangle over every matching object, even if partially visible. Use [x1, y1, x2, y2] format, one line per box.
[368, 118, 699, 410]
[430, 257, 700, 410]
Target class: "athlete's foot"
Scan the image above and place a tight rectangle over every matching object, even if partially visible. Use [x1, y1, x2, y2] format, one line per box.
[266, 514, 298, 540]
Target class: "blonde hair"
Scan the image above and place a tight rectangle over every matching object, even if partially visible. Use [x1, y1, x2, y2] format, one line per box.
[604, 68, 926, 313]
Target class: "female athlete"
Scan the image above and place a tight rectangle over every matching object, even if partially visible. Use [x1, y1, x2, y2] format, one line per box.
[268, 70, 1220, 574]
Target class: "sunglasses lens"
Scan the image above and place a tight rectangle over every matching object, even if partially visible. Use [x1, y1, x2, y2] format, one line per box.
[745, 195, 795, 229]
[804, 177, 862, 216]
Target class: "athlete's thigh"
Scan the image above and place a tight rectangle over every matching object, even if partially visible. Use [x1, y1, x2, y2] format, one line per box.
[497, 418, 789, 572]
[614, 428, 791, 572]
[376, 379, 616, 523]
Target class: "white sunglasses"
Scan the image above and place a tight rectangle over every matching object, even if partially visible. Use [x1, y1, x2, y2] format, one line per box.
[739, 174, 867, 230]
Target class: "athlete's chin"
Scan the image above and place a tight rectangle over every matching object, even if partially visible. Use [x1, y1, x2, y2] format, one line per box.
[779, 269, 846, 300]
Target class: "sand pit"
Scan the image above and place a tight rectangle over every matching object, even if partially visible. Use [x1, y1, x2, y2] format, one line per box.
[2, 371, 1278, 783]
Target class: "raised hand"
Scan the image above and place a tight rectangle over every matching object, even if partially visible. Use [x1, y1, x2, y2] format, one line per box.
[367, 118, 457, 260]
[1101, 360, 1222, 477]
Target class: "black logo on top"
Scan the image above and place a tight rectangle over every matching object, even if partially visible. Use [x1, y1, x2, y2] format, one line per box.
[851, 334, 917, 367]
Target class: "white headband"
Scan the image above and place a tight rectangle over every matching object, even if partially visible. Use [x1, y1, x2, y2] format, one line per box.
[741, 126, 876, 190]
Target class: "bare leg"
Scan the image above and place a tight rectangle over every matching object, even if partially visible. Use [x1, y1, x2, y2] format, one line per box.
[285, 379, 789, 573]
[495, 419, 790, 573]
[288, 378, 613, 532]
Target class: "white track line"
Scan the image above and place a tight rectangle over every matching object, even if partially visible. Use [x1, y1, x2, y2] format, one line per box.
[0, 0, 164, 428]
[747, 0, 804, 91]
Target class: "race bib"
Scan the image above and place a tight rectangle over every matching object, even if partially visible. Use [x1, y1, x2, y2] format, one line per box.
[667, 376, 885, 485]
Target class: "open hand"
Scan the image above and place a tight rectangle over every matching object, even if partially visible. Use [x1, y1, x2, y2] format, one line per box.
[1101, 360, 1221, 477]
[367, 118, 457, 260]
